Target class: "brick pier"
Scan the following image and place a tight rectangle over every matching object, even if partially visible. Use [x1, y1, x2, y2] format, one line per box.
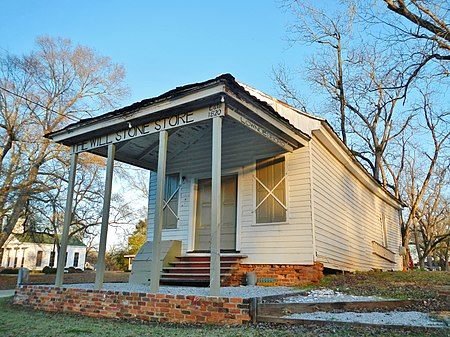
[224, 262, 324, 286]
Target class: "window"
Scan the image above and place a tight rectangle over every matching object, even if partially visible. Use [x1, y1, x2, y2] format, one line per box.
[13, 248, 18, 268]
[380, 214, 388, 247]
[49, 251, 56, 267]
[255, 156, 287, 223]
[36, 251, 43, 267]
[163, 173, 180, 229]
[73, 252, 79, 267]
[6, 248, 11, 267]
[21, 249, 26, 267]
[64, 252, 68, 266]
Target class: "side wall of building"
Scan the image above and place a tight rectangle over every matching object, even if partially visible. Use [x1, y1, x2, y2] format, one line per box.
[310, 134, 403, 271]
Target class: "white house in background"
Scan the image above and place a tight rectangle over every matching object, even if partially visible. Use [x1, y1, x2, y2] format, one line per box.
[46, 74, 404, 287]
[0, 232, 86, 271]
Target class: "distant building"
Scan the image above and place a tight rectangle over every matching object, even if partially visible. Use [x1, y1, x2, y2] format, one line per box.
[0, 232, 86, 271]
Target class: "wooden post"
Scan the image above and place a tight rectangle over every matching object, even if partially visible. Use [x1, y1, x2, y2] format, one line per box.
[210, 116, 222, 296]
[55, 151, 78, 287]
[150, 130, 168, 293]
[95, 144, 116, 290]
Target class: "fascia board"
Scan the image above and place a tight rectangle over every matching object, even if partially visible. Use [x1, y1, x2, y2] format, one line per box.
[224, 87, 310, 146]
[49, 84, 227, 144]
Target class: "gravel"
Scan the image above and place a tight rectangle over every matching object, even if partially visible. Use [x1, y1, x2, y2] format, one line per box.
[283, 311, 447, 328]
[280, 288, 387, 303]
[58, 283, 301, 298]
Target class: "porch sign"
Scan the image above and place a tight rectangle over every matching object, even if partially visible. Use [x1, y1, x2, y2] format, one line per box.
[72, 105, 224, 153]
[226, 108, 294, 152]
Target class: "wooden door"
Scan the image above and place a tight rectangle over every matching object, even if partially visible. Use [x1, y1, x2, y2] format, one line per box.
[194, 175, 237, 251]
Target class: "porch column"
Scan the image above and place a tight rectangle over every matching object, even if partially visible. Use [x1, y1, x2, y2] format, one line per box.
[95, 144, 116, 290]
[55, 151, 78, 286]
[210, 116, 222, 296]
[150, 130, 168, 293]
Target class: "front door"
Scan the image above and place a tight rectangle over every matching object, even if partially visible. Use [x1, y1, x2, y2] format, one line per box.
[194, 175, 237, 251]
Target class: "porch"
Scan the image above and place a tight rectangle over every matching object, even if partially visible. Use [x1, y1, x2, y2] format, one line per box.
[46, 74, 311, 295]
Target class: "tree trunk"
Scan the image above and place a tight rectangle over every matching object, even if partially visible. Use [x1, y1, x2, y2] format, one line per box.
[419, 258, 425, 269]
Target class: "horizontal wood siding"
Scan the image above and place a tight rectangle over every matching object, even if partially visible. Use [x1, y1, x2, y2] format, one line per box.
[147, 118, 314, 264]
[311, 137, 402, 271]
[232, 139, 314, 265]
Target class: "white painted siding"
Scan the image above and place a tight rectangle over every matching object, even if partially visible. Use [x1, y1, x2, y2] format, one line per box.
[147, 118, 315, 264]
[310, 136, 402, 271]
[1, 237, 86, 270]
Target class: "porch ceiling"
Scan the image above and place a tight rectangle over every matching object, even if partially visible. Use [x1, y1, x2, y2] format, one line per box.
[90, 116, 288, 170]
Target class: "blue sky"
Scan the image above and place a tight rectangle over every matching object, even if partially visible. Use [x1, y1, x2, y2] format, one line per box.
[0, 0, 308, 107]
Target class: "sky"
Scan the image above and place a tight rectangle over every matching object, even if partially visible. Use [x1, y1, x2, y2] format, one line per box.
[1, 0, 314, 247]
[0, 0, 307, 107]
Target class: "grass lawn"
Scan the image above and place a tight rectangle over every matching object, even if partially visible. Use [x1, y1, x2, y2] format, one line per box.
[0, 271, 129, 290]
[1, 271, 449, 336]
[0, 297, 445, 337]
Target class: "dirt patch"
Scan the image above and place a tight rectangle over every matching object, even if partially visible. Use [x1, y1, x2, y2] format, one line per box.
[0, 271, 129, 290]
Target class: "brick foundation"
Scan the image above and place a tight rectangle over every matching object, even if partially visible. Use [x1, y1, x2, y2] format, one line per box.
[14, 285, 251, 325]
[223, 262, 323, 286]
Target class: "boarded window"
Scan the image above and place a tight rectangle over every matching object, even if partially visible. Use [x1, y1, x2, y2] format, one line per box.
[163, 173, 180, 229]
[73, 252, 79, 267]
[255, 156, 287, 223]
[36, 251, 43, 267]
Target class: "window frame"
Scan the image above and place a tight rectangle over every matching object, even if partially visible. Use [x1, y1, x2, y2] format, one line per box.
[73, 252, 80, 267]
[162, 172, 181, 230]
[49, 251, 56, 267]
[253, 154, 288, 225]
[36, 250, 43, 267]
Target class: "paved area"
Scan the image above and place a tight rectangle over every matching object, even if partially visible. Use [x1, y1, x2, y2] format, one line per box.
[0, 289, 15, 297]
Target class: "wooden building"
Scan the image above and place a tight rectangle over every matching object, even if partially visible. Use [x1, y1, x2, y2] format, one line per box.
[46, 74, 403, 294]
[1, 232, 86, 271]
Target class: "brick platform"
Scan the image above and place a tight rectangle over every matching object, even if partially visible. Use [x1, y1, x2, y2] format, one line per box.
[224, 262, 324, 286]
[14, 285, 251, 325]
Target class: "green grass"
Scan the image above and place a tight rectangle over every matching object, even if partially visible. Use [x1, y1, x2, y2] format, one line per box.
[0, 297, 445, 337]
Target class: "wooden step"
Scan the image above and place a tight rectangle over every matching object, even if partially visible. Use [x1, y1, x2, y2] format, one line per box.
[159, 253, 246, 287]
[160, 278, 210, 286]
[161, 272, 231, 278]
[167, 262, 237, 269]
[164, 267, 237, 273]
[175, 255, 246, 263]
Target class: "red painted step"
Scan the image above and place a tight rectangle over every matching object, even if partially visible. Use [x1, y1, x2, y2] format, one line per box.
[160, 254, 247, 287]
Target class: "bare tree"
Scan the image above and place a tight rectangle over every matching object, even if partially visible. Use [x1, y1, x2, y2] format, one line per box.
[411, 166, 450, 268]
[0, 36, 129, 248]
[277, 0, 357, 145]
[399, 86, 450, 263]
[277, 1, 450, 269]
[277, 1, 412, 184]
[359, 0, 450, 96]
[29, 152, 135, 259]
